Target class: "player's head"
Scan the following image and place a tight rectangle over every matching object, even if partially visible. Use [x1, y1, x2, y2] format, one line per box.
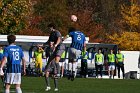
[7, 35, 16, 44]
[68, 27, 76, 33]
[118, 49, 121, 53]
[48, 23, 56, 31]
[0, 45, 2, 50]
[110, 49, 113, 54]
[98, 48, 102, 54]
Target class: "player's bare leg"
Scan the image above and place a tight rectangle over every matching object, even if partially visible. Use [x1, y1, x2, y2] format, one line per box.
[45, 72, 51, 91]
[55, 56, 61, 77]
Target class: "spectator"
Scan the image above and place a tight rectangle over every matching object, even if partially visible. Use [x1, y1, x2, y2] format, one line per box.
[33, 44, 44, 76]
[116, 49, 125, 79]
[95, 49, 104, 79]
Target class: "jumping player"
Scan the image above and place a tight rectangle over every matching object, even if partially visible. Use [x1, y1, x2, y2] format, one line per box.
[44, 23, 65, 78]
[63, 27, 86, 81]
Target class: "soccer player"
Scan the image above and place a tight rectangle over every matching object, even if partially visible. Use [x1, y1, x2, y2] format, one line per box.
[81, 47, 88, 78]
[33, 44, 44, 76]
[107, 49, 115, 79]
[0, 35, 26, 93]
[45, 42, 58, 91]
[44, 23, 65, 77]
[63, 27, 86, 81]
[116, 49, 125, 79]
[95, 49, 104, 79]
[59, 50, 67, 78]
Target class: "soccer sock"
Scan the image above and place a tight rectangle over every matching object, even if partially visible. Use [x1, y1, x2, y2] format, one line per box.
[16, 87, 22, 93]
[55, 62, 60, 75]
[5, 89, 10, 93]
[68, 63, 72, 71]
[54, 78, 58, 89]
[72, 63, 76, 72]
[45, 77, 50, 87]
[68, 63, 72, 75]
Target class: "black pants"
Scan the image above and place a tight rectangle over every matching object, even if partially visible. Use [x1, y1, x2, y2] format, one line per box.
[81, 59, 88, 76]
[117, 64, 125, 78]
[95, 64, 103, 77]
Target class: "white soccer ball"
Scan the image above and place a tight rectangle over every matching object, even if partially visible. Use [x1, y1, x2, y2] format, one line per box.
[71, 15, 77, 22]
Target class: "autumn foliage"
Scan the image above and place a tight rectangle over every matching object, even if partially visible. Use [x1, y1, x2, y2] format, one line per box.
[0, 0, 140, 50]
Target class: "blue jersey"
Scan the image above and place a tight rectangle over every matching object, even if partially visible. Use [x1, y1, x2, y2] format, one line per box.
[69, 31, 86, 50]
[3, 45, 24, 73]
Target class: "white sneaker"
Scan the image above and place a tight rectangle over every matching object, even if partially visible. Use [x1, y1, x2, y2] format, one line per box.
[54, 88, 58, 91]
[45, 86, 51, 91]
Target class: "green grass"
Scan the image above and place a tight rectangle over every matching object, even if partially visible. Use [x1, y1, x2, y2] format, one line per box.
[1, 77, 140, 93]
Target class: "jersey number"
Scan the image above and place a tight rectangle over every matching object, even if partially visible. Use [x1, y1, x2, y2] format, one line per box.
[77, 34, 81, 41]
[12, 51, 19, 60]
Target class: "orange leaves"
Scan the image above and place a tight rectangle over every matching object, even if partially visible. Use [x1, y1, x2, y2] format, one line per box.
[108, 32, 140, 50]
[121, 3, 140, 31]
[0, 0, 32, 34]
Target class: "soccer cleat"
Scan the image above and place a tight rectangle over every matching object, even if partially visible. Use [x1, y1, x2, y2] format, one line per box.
[86, 75, 88, 78]
[54, 88, 58, 91]
[71, 74, 75, 81]
[67, 75, 71, 80]
[45, 86, 51, 91]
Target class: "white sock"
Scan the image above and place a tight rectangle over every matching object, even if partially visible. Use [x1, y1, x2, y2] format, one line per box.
[68, 63, 72, 71]
[72, 63, 76, 72]
[5, 89, 10, 93]
[16, 87, 22, 93]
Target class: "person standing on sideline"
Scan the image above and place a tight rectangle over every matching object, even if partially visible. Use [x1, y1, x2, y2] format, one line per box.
[59, 50, 66, 78]
[33, 44, 44, 76]
[81, 47, 88, 78]
[44, 23, 65, 78]
[95, 49, 104, 79]
[116, 49, 125, 79]
[63, 27, 86, 81]
[107, 49, 115, 79]
[0, 35, 26, 93]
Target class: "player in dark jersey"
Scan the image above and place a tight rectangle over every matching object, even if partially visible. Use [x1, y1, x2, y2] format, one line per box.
[44, 23, 65, 91]
[63, 27, 86, 81]
[0, 35, 26, 93]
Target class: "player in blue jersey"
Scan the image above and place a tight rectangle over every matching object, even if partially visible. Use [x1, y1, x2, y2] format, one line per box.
[0, 35, 26, 93]
[63, 27, 86, 81]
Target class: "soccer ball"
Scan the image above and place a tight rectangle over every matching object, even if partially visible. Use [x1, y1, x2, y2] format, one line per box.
[71, 15, 77, 22]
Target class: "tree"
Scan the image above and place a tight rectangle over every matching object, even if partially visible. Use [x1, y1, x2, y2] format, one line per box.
[121, 0, 140, 32]
[108, 32, 140, 50]
[0, 0, 32, 34]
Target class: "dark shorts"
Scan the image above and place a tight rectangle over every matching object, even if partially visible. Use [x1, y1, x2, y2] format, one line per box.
[54, 43, 65, 57]
[45, 60, 56, 74]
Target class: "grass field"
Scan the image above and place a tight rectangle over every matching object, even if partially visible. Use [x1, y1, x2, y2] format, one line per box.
[1, 76, 140, 93]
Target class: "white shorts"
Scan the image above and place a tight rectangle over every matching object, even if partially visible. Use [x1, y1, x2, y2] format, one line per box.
[108, 65, 115, 71]
[68, 48, 81, 62]
[59, 62, 65, 67]
[5, 73, 21, 84]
